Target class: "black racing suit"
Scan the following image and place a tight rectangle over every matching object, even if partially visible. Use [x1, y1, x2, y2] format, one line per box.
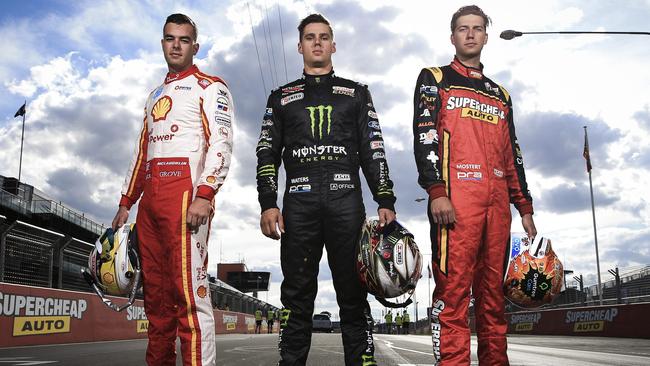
[256, 70, 396, 366]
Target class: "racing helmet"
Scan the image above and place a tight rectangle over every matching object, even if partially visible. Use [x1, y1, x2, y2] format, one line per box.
[82, 224, 142, 312]
[357, 219, 423, 308]
[503, 237, 564, 308]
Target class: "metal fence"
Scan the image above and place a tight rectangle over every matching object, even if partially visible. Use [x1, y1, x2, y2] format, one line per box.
[60, 237, 95, 292]
[0, 220, 61, 287]
[0, 218, 276, 316]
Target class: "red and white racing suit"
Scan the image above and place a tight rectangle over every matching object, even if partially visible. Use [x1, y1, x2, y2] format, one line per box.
[413, 57, 533, 366]
[119, 64, 233, 366]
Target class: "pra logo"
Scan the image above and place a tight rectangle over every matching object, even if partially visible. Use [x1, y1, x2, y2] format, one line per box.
[306, 105, 333, 139]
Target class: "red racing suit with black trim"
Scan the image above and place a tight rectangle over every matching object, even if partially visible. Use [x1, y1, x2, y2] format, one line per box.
[413, 57, 533, 366]
[119, 64, 234, 366]
[256, 70, 395, 366]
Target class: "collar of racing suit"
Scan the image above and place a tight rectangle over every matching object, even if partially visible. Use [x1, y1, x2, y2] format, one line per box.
[302, 68, 335, 86]
[165, 64, 199, 84]
[450, 56, 484, 79]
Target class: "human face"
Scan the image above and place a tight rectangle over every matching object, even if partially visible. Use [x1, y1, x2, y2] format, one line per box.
[298, 22, 336, 71]
[450, 14, 488, 62]
[161, 23, 199, 73]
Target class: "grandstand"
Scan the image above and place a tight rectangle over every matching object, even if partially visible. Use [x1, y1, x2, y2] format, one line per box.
[0, 175, 275, 315]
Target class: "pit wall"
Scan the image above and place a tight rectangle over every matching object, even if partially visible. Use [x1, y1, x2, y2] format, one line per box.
[0, 283, 273, 347]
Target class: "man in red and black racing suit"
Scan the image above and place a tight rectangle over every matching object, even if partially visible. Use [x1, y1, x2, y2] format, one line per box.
[256, 14, 396, 366]
[412, 6, 536, 366]
[112, 14, 233, 366]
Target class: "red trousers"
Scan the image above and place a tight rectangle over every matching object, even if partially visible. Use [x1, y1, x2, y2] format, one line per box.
[136, 158, 215, 366]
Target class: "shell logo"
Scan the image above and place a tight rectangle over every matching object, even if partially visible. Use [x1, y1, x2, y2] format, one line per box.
[102, 272, 115, 284]
[197, 285, 207, 298]
[152, 96, 173, 122]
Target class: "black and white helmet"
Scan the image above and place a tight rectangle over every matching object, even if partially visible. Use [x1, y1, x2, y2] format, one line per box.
[357, 219, 423, 308]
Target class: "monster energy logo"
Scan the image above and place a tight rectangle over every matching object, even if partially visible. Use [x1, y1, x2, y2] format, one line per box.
[306, 105, 333, 138]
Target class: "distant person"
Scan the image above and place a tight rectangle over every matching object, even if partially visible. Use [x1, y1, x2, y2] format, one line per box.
[255, 308, 263, 334]
[268, 308, 275, 333]
[256, 13, 396, 366]
[395, 313, 402, 335]
[412, 5, 536, 365]
[384, 311, 393, 334]
[402, 310, 410, 335]
[111, 13, 233, 366]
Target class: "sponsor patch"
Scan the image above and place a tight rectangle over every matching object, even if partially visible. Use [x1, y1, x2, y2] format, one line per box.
[218, 127, 229, 138]
[494, 168, 504, 177]
[418, 121, 434, 128]
[330, 183, 355, 191]
[368, 110, 378, 119]
[368, 121, 380, 129]
[457, 171, 482, 181]
[369, 131, 382, 138]
[290, 176, 309, 183]
[419, 84, 438, 96]
[372, 152, 385, 160]
[333, 86, 355, 97]
[217, 96, 229, 112]
[151, 96, 172, 122]
[265, 108, 273, 116]
[281, 92, 304, 106]
[426, 151, 439, 165]
[333, 173, 350, 181]
[282, 84, 304, 94]
[419, 129, 438, 145]
[262, 119, 273, 126]
[370, 141, 384, 149]
[197, 286, 207, 298]
[289, 184, 311, 193]
[175, 85, 191, 91]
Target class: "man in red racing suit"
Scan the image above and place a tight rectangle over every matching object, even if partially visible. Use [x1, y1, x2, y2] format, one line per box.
[112, 14, 233, 366]
[412, 6, 536, 366]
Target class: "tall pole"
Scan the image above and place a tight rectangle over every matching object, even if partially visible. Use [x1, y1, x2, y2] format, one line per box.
[584, 126, 603, 305]
[18, 100, 26, 182]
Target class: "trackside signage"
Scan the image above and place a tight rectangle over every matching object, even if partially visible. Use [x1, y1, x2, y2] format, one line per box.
[500, 303, 650, 338]
[1, 283, 273, 347]
[1, 291, 87, 336]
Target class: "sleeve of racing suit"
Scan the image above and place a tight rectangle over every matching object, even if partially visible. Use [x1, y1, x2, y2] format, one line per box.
[119, 106, 149, 210]
[413, 68, 446, 200]
[194, 81, 234, 201]
[256, 93, 283, 213]
[357, 85, 396, 212]
[501, 88, 534, 216]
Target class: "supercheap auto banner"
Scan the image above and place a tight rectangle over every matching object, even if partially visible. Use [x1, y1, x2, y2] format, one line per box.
[0, 283, 264, 347]
[0, 283, 149, 347]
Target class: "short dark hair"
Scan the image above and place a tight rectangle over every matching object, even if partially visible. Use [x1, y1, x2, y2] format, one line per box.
[298, 13, 333, 40]
[165, 13, 198, 41]
[450, 5, 491, 32]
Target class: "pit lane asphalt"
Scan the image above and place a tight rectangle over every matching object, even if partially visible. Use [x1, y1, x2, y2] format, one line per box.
[0, 333, 649, 365]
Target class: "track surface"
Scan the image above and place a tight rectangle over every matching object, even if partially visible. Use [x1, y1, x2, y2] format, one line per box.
[1, 334, 649, 365]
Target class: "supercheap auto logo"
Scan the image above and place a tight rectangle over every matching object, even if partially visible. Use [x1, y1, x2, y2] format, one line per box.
[565, 308, 619, 332]
[1, 292, 87, 336]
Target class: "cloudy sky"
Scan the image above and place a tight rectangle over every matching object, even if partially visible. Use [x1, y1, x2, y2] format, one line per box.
[1, 0, 649, 321]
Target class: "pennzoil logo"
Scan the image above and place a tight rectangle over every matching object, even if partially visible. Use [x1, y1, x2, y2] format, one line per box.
[152, 96, 173, 122]
[306, 105, 333, 139]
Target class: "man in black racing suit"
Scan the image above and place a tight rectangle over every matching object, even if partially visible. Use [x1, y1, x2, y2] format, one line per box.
[256, 14, 396, 366]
